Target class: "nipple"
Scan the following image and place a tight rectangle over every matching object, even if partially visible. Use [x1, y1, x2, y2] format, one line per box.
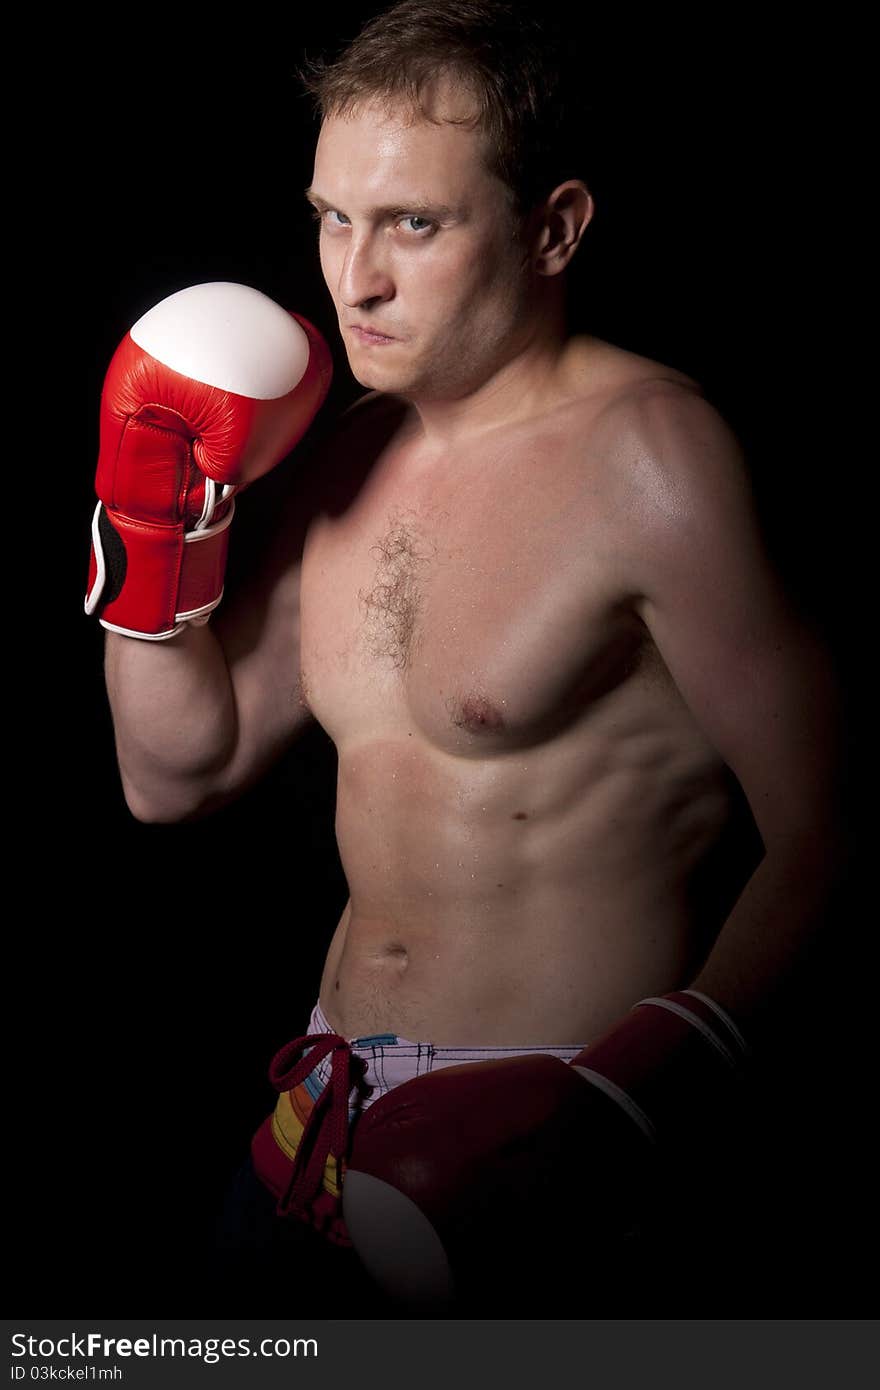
[452, 693, 505, 733]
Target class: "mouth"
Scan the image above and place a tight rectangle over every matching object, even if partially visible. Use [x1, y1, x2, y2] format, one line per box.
[347, 323, 399, 345]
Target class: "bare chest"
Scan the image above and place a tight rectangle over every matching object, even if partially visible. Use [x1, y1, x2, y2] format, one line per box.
[299, 435, 651, 754]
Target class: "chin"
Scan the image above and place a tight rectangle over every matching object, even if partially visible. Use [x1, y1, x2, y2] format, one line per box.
[345, 357, 382, 390]
[345, 339, 478, 400]
[345, 356, 417, 396]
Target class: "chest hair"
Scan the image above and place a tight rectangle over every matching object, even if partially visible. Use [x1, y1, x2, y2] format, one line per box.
[357, 507, 437, 670]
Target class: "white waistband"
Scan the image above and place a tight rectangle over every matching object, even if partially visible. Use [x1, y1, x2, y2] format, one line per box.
[304, 998, 588, 1112]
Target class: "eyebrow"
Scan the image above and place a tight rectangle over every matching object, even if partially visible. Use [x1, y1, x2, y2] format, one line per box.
[304, 186, 460, 220]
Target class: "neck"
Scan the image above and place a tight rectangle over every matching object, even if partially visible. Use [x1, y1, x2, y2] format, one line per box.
[407, 297, 570, 450]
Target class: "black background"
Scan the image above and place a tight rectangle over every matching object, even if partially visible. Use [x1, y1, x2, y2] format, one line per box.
[13, 4, 870, 1317]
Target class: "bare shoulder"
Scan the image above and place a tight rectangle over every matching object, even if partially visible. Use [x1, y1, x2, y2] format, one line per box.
[551, 339, 763, 618]
[562, 333, 704, 410]
[578, 342, 750, 523]
[306, 389, 415, 512]
[329, 388, 414, 447]
[220, 391, 411, 599]
[595, 378, 773, 643]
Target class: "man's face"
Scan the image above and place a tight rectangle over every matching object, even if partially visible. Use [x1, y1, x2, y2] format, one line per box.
[309, 82, 536, 401]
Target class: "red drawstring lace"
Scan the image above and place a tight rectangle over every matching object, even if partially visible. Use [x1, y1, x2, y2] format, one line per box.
[267, 1031, 368, 1231]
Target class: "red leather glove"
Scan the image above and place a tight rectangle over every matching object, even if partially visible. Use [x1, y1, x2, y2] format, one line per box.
[342, 990, 749, 1307]
[85, 280, 332, 639]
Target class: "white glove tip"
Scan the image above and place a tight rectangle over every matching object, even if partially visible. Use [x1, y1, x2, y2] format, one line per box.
[130, 282, 310, 400]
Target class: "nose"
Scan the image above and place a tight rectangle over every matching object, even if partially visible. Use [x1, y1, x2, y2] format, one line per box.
[338, 230, 394, 311]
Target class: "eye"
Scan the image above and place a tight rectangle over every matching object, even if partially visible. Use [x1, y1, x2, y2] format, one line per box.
[399, 215, 435, 236]
[312, 208, 350, 230]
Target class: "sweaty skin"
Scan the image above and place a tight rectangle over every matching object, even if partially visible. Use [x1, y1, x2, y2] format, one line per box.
[279, 89, 761, 1045]
[300, 89, 762, 1046]
[304, 367, 762, 1048]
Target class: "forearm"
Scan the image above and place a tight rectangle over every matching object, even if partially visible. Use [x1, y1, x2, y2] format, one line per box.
[104, 623, 237, 822]
[688, 826, 853, 1046]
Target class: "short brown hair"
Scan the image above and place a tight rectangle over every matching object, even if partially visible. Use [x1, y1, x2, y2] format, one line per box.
[301, 1, 591, 217]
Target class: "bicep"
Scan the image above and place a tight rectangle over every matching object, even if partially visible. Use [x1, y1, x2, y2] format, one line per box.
[622, 389, 847, 851]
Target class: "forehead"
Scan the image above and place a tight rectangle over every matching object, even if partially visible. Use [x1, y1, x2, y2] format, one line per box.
[313, 83, 497, 205]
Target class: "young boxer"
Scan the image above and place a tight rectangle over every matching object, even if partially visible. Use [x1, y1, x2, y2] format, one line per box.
[89, 2, 849, 1312]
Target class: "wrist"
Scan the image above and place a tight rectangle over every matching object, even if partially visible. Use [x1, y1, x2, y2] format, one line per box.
[85, 495, 235, 640]
[570, 987, 751, 1148]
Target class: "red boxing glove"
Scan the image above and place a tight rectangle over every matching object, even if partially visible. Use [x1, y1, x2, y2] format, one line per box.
[85, 281, 332, 640]
[342, 989, 749, 1307]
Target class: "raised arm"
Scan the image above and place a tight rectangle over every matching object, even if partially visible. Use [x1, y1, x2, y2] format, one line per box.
[87, 281, 333, 823]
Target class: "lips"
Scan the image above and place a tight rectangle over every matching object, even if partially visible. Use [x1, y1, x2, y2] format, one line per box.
[347, 323, 399, 343]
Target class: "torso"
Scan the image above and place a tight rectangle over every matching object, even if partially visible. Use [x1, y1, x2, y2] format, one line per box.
[298, 336, 762, 1045]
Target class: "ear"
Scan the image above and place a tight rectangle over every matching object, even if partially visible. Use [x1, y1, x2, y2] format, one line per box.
[530, 181, 594, 276]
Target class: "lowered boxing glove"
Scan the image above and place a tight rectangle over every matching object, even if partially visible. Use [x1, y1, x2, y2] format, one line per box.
[342, 989, 749, 1307]
[85, 280, 332, 640]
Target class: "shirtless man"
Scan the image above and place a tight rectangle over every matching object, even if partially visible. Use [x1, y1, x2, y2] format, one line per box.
[87, 1, 847, 1311]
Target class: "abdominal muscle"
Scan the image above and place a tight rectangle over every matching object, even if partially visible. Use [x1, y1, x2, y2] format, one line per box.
[306, 356, 761, 1048]
[317, 717, 753, 1047]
